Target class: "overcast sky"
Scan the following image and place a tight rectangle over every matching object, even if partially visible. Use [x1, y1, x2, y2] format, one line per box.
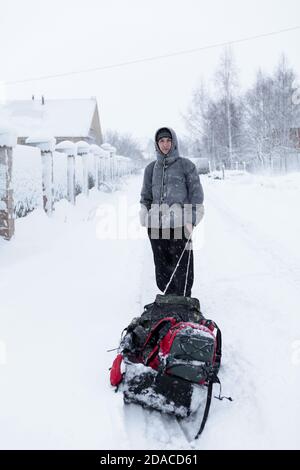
[1, 0, 300, 144]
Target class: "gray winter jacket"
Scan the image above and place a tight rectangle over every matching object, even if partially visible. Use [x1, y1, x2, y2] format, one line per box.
[140, 127, 204, 229]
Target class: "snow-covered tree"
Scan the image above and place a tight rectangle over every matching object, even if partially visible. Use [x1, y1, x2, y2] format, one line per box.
[214, 47, 240, 167]
[245, 55, 300, 167]
[184, 48, 244, 168]
[103, 130, 144, 164]
[272, 54, 299, 153]
[244, 70, 274, 164]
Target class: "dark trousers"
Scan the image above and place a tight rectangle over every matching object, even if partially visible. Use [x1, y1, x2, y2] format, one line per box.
[147, 227, 194, 297]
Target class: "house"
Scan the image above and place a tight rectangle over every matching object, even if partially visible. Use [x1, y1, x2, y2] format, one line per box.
[189, 156, 210, 174]
[0, 97, 103, 146]
[290, 127, 300, 148]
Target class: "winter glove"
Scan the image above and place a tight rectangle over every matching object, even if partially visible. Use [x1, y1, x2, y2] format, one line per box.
[185, 223, 194, 235]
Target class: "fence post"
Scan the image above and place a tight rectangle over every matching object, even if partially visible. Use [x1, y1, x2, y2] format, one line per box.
[90, 144, 102, 190]
[76, 141, 90, 197]
[222, 164, 225, 179]
[0, 129, 17, 240]
[25, 136, 56, 215]
[101, 143, 113, 183]
[56, 141, 77, 205]
[110, 146, 117, 182]
[115, 156, 122, 179]
[99, 154, 105, 184]
[104, 154, 110, 182]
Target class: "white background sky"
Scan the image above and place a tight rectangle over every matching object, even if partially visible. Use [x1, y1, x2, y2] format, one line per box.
[1, 0, 300, 143]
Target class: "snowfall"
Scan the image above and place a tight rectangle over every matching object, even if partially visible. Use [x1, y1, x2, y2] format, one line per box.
[0, 168, 300, 450]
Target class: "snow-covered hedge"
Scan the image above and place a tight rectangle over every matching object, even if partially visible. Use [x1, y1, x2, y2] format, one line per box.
[53, 150, 68, 202]
[74, 153, 96, 194]
[12, 146, 99, 217]
[12, 145, 43, 217]
[11, 143, 134, 218]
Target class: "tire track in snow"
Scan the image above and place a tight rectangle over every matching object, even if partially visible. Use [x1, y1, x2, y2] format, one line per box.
[190, 187, 271, 447]
[198, 183, 300, 448]
[122, 227, 194, 449]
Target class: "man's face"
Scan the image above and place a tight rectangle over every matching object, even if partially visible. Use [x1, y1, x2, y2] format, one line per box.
[158, 137, 172, 155]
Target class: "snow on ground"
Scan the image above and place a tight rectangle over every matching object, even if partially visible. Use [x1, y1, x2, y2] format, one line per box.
[195, 171, 300, 449]
[0, 170, 300, 450]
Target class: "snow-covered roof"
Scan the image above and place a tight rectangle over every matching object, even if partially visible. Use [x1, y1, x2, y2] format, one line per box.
[0, 98, 98, 139]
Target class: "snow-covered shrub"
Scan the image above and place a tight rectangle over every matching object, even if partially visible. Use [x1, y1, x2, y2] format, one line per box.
[12, 145, 43, 218]
[53, 151, 68, 202]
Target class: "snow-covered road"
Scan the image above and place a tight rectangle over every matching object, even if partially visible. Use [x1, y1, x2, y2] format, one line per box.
[195, 173, 300, 449]
[0, 171, 299, 449]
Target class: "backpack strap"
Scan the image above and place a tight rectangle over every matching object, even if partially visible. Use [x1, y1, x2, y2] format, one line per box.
[215, 326, 222, 371]
[194, 381, 213, 439]
[193, 321, 224, 439]
[201, 319, 222, 372]
[142, 317, 178, 366]
[194, 377, 233, 439]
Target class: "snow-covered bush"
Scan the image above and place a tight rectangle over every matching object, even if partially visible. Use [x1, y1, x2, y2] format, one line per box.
[12, 145, 43, 217]
[53, 150, 68, 202]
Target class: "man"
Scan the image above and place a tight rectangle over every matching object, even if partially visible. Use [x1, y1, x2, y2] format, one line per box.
[140, 127, 204, 297]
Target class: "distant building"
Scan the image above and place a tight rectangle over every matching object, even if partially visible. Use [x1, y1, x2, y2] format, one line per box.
[0, 97, 103, 146]
[189, 157, 210, 174]
[290, 126, 300, 148]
